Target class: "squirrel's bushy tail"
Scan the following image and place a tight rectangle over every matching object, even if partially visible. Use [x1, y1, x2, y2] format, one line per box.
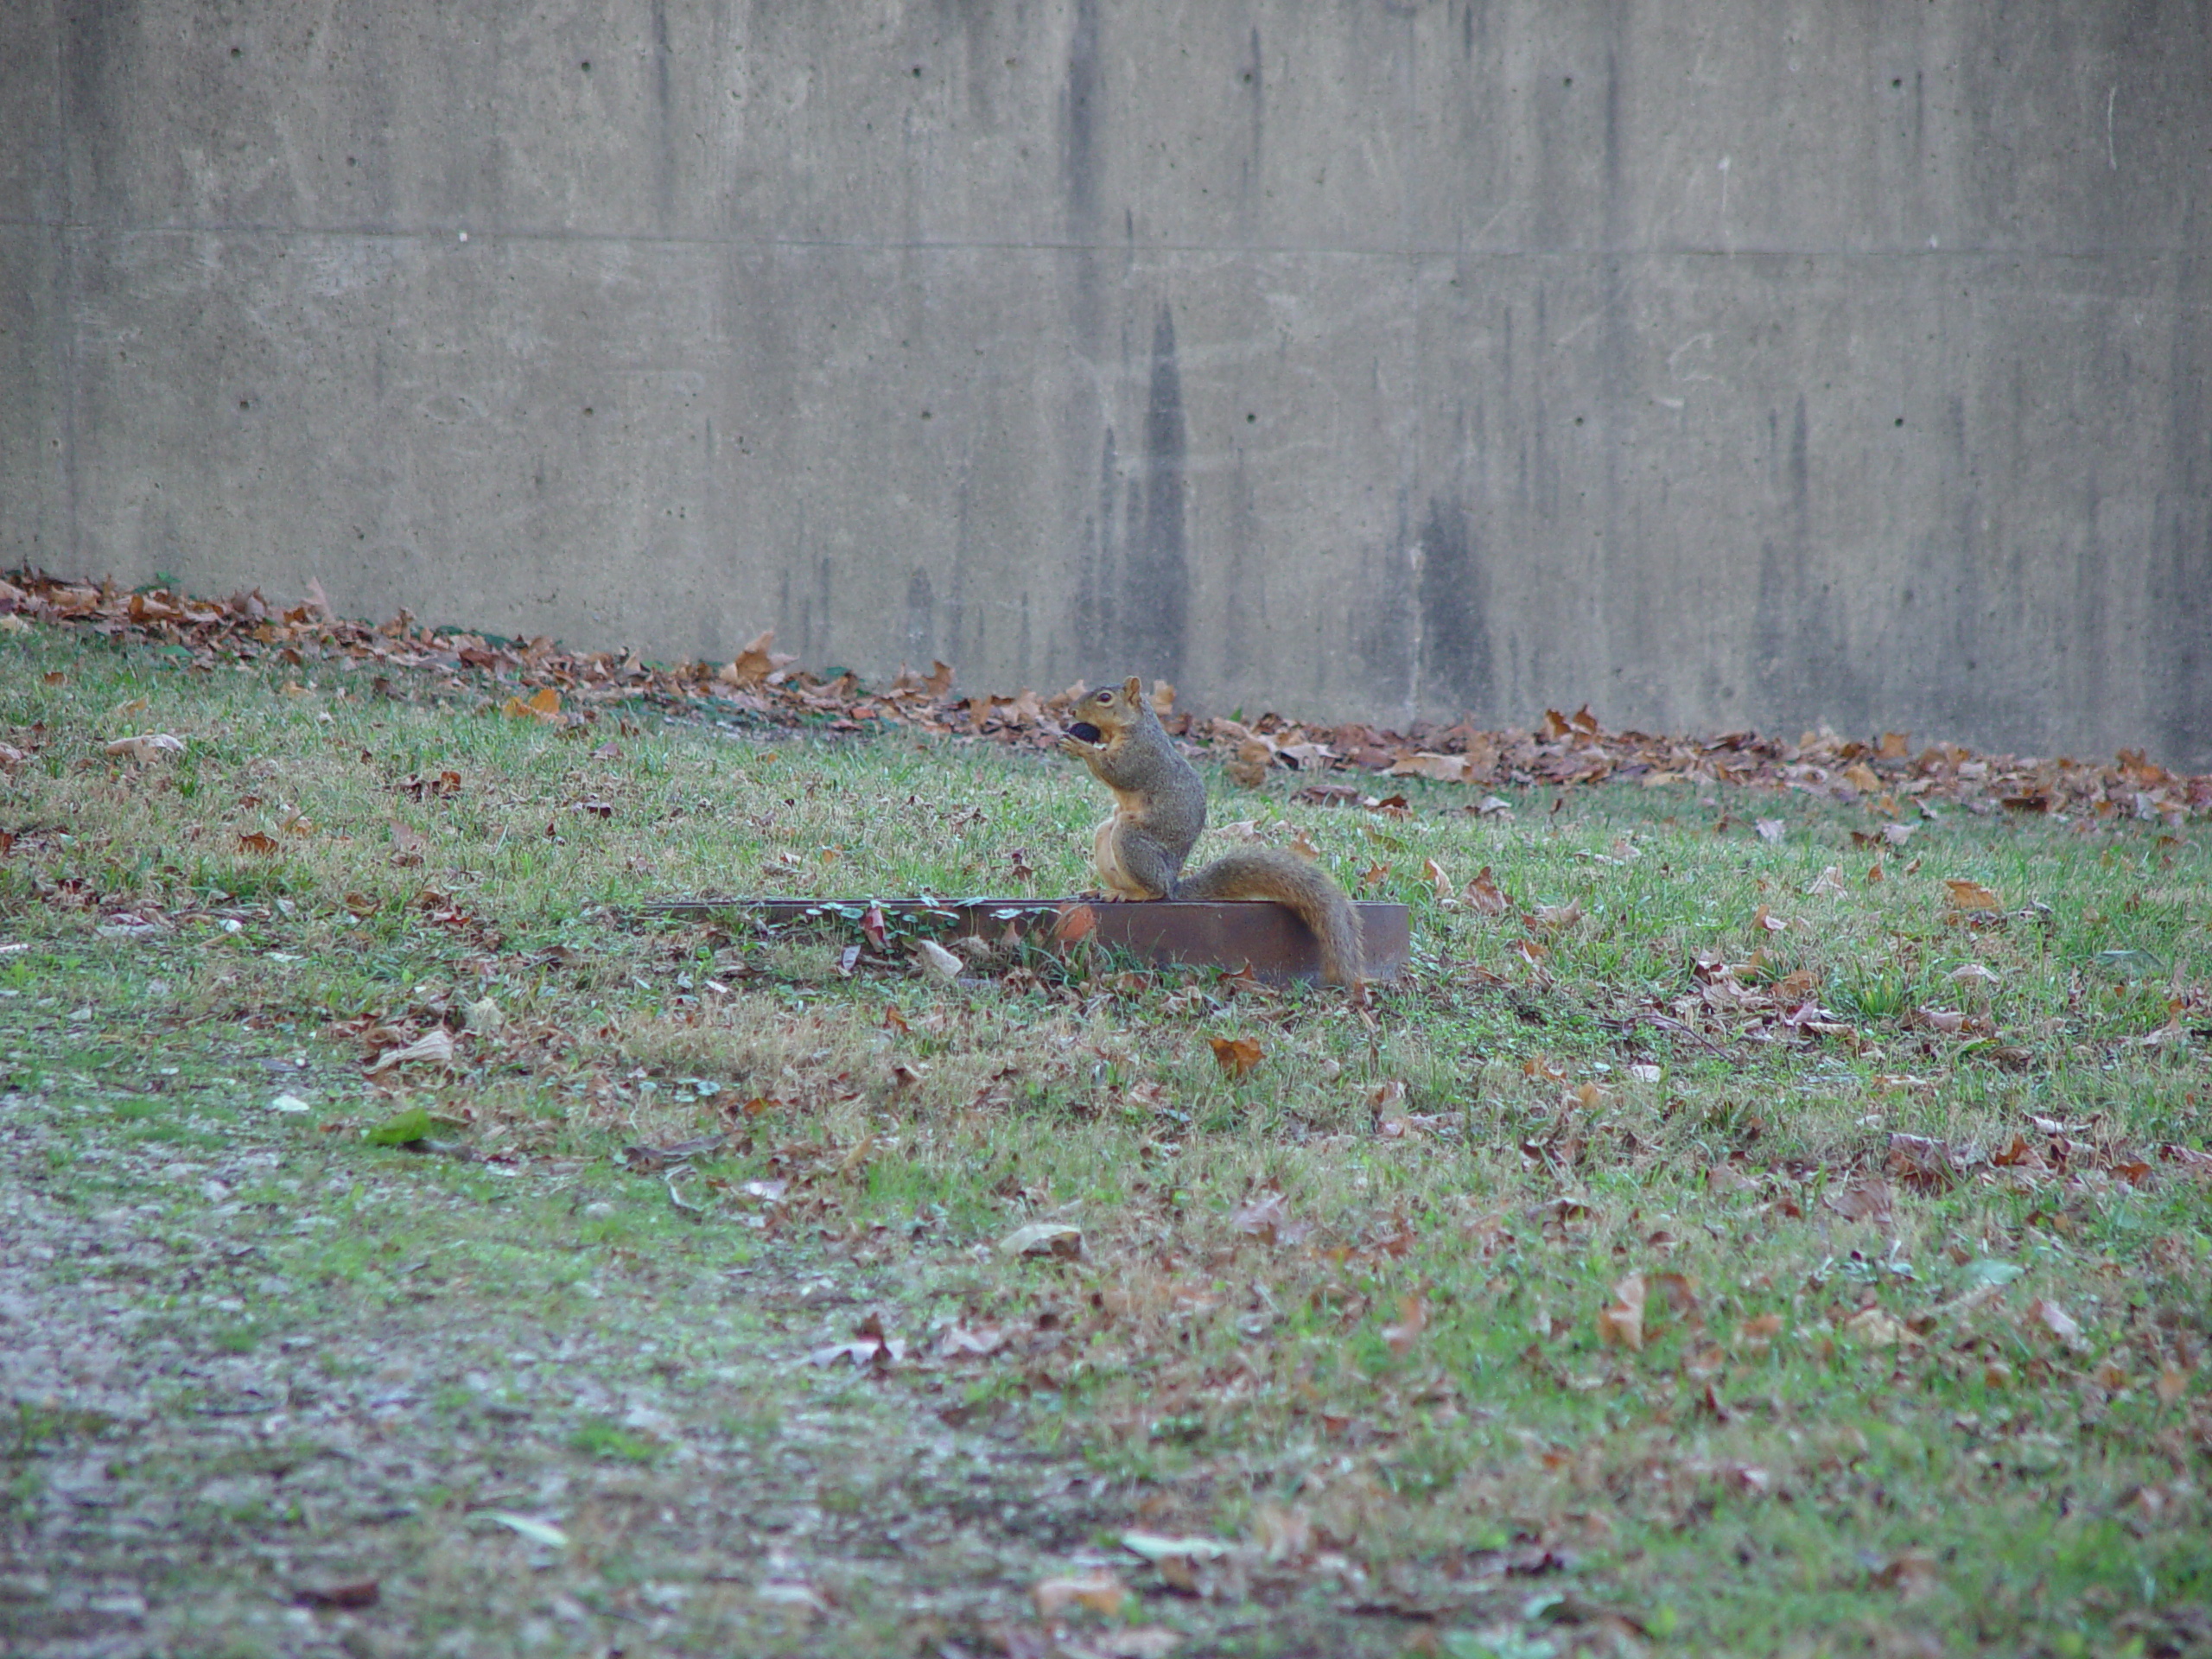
[1173, 849, 1367, 1000]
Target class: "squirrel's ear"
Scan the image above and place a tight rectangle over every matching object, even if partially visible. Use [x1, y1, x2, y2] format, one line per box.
[1122, 675, 1143, 702]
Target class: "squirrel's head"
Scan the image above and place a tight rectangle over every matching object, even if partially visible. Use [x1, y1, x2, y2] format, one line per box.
[1079, 675, 1150, 726]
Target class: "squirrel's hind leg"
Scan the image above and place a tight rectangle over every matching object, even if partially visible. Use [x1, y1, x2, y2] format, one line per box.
[1096, 818, 1180, 900]
[1092, 816, 1164, 899]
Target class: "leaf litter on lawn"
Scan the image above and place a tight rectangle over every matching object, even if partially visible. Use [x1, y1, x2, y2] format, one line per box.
[3, 575, 2212, 1655]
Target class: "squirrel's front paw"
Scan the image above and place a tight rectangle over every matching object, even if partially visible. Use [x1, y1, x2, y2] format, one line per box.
[1056, 734, 1102, 759]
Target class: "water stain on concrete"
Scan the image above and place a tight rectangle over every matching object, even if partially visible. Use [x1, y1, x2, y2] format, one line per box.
[1128, 304, 1190, 684]
[1415, 497, 1492, 716]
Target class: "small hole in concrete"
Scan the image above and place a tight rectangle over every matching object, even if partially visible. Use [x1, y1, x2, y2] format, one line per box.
[582, 60, 591, 72]
[238, 399, 250, 410]
[920, 410, 931, 420]
[1891, 78, 1903, 88]
[1895, 416, 1904, 426]
[584, 407, 594, 416]
[1246, 412, 1256, 423]
[1563, 76, 1573, 86]
[912, 65, 923, 77]
[230, 46, 241, 58]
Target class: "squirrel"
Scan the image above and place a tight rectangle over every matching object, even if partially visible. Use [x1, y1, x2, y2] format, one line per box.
[1058, 677, 1367, 1002]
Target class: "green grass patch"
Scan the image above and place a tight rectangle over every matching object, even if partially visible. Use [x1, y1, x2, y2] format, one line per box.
[2, 613, 2208, 1656]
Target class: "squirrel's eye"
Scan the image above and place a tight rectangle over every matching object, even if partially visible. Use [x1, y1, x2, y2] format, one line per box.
[1093, 691, 1111, 702]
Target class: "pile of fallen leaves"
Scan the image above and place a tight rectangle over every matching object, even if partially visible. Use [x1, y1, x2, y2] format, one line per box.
[7, 569, 2207, 821]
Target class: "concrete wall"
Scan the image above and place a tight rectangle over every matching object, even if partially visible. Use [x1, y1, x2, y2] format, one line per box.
[4, 1, 2208, 765]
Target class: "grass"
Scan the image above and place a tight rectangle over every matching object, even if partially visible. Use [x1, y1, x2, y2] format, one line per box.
[0, 612, 2208, 1657]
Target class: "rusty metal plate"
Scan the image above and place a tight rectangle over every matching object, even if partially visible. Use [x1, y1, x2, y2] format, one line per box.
[643, 898, 1409, 984]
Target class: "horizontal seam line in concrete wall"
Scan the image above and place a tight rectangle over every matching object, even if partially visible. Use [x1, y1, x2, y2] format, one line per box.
[0, 219, 2200, 261]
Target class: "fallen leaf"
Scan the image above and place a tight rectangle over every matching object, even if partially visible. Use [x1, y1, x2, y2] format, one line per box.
[1886, 1133, 1961, 1191]
[1842, 1306, 1910, 1347]
[754, 1582, 828, 1617]
[1807, 865, 1847, 895]
[1121, 1534, 1230, 1565]
[1052, 903, 1097, 945]
[1389, 751, 1475, 783]
[998, 1222, 1084, 1261]
[294, 1579, 379, 1609]
[1251, 1503, 1313, 1564]
[621, 1134, 729, 1172]
[1824, 1175, 1894, 1226]
[103, 732, 188, 762]
[1382, 1293, 1429, 1356]
[1089, 1630, 1184, 1659]
[1649, 1270, 1701, 1326]
[1422, 857, 1455, 904]
[2026, 1297, 2085, 1350]
[1944, 879, 2001, 911]
[1033, 1572, 1128, 1619]
[1464, 866, 1510, 916]
[1872, 1548, 1941, 1601]
[1734, 1313, 1784, 1356]
[365, 1028, 455, 1073]
[809, 1312, 905, 1369]
[2155, 1363, 2192, 1406]
[237, 831, 280, 855]
[1231, 1189, 1290, 1243]
[1954, 1258, 2024, 1292]
[933, 1324, 1007, 1359]
[478, 1511, 569, 1548]
[1756, 818, 1785, 842]
[719, 629, 798, 688]
[1597, 1272, 1646, 1351]
[913, 938, 963, 983]
[1227, 737, 1274, 789]
[1209, 1036, 1264, 1078]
